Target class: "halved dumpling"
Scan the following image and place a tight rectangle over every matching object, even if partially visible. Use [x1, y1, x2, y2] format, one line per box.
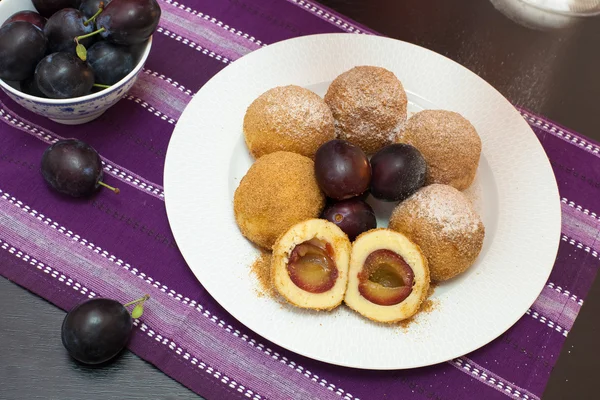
[345, 229, 429, 323]
[271, 219, 351, 310]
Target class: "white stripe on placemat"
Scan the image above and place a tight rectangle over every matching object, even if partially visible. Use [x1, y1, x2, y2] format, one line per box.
[155, 27, 231, 64]
[561, 198, 600, 224]
[143, 68, 195, 96]
[0, 188, 358, 400]
[525, 309, 569, 337]
[520, 111, 600, 157]
[159, 0, 267, 47]
[561, 233, 599, 260]
[0, 101, 166, 200]
[0, 237, 268, 400]
[0, 186, 577, 397]
[546, 282, 584, 306]
[451, 357, 541, 400]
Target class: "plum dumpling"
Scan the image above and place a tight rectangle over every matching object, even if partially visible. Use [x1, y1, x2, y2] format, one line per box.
[271, 219, 351, 310]
[344, 229, 430, 323]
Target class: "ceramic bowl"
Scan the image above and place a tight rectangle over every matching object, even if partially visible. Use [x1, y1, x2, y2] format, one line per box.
[0, 0, 152, 125]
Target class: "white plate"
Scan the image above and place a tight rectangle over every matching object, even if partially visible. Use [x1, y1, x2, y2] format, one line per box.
[164, 33, 561, 370]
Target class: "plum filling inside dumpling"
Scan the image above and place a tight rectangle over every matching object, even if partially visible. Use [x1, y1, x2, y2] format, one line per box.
[358, 250, 414, 306]
[287, 238, 338, 293]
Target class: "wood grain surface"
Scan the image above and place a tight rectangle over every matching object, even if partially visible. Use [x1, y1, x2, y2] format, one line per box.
[2, 1, 599, 399]
[0, 278, 200, 400]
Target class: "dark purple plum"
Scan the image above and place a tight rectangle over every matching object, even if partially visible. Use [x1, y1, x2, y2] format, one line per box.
[3, 10, 47, 30]
[41, 139, 104, 197]
[322, 198, 376, 241]
[370, 143, 427, 202]
[80, 0, 111, 19]
[20, 76, 47, 98]
[87, 41, 134, 85]
[95, 0, 161, 45]
[314, 139, 371, 200]
[61, 298, 132, 365]
[35, 52, 94, 99]
[32, 0, 80, 18]
[44, 8, 96, 54]
[0, 22, 47, 81]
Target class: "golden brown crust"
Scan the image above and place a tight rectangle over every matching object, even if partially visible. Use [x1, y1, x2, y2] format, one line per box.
[243, 85, 335, 159]
[233, 152, 325, 249]
[389, 184, 485, 282]
[324, 66, 407, 154]
[397, 109, 481, 190]
[279, 296, 344, 312]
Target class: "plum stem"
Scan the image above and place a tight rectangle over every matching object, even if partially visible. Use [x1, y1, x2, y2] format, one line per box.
[83, 4, 104, 26]
[76, 27, 106, 42]
[93, 83, 111, 89]
[123, 294, 150, 308]
[98, 181, 120, 194]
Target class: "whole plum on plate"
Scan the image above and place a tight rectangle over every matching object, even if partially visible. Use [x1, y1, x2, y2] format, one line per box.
[370, 143, 427, 202]
[314, 139, 371, 200]
[321, 198, 376, 241]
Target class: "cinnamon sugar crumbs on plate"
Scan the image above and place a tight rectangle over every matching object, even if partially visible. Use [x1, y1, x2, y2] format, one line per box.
[427, 282, 438, 298]
[398, 283, 439, 330]
[420, 298, 438, 314]
[250, 250, 274, 298]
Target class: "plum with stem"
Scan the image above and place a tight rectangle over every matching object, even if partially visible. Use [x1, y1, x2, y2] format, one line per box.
[41, 139, 120, 197]
[80, 0, 161, 45]
[61, 295, 149, 364]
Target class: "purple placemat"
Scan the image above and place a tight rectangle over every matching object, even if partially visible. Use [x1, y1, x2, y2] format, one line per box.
[0, 1, 597, 399]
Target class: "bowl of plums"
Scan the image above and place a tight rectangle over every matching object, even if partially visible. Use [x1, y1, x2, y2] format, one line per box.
[0, 0, 160, 125]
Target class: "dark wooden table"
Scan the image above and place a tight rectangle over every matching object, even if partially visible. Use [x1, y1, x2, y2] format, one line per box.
[2, 1, 599, 399]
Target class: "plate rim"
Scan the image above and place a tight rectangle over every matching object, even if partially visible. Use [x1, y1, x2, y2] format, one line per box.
[164, 32, 561, 370]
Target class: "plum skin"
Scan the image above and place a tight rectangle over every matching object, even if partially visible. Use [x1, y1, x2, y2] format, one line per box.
[35, 52, 95, 99]
[0, 22, 47, 81]
[370, 143, 427, 202]
[321, 198, 376, 241]
[61, 298, 133, 365]
[314, 139, 371, 200]
[41, 139, 103, 197]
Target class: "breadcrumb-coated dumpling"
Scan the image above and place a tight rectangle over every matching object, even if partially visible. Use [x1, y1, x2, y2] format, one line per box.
[243, 85, 335, 159]
[272, 219, 351, 310]
[234, 151, 325, 249]
[389, 184, 485, 282]
[397, 110, 481, 190]
[325, 66, 407, 154]
[344, 229, 429, 323]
